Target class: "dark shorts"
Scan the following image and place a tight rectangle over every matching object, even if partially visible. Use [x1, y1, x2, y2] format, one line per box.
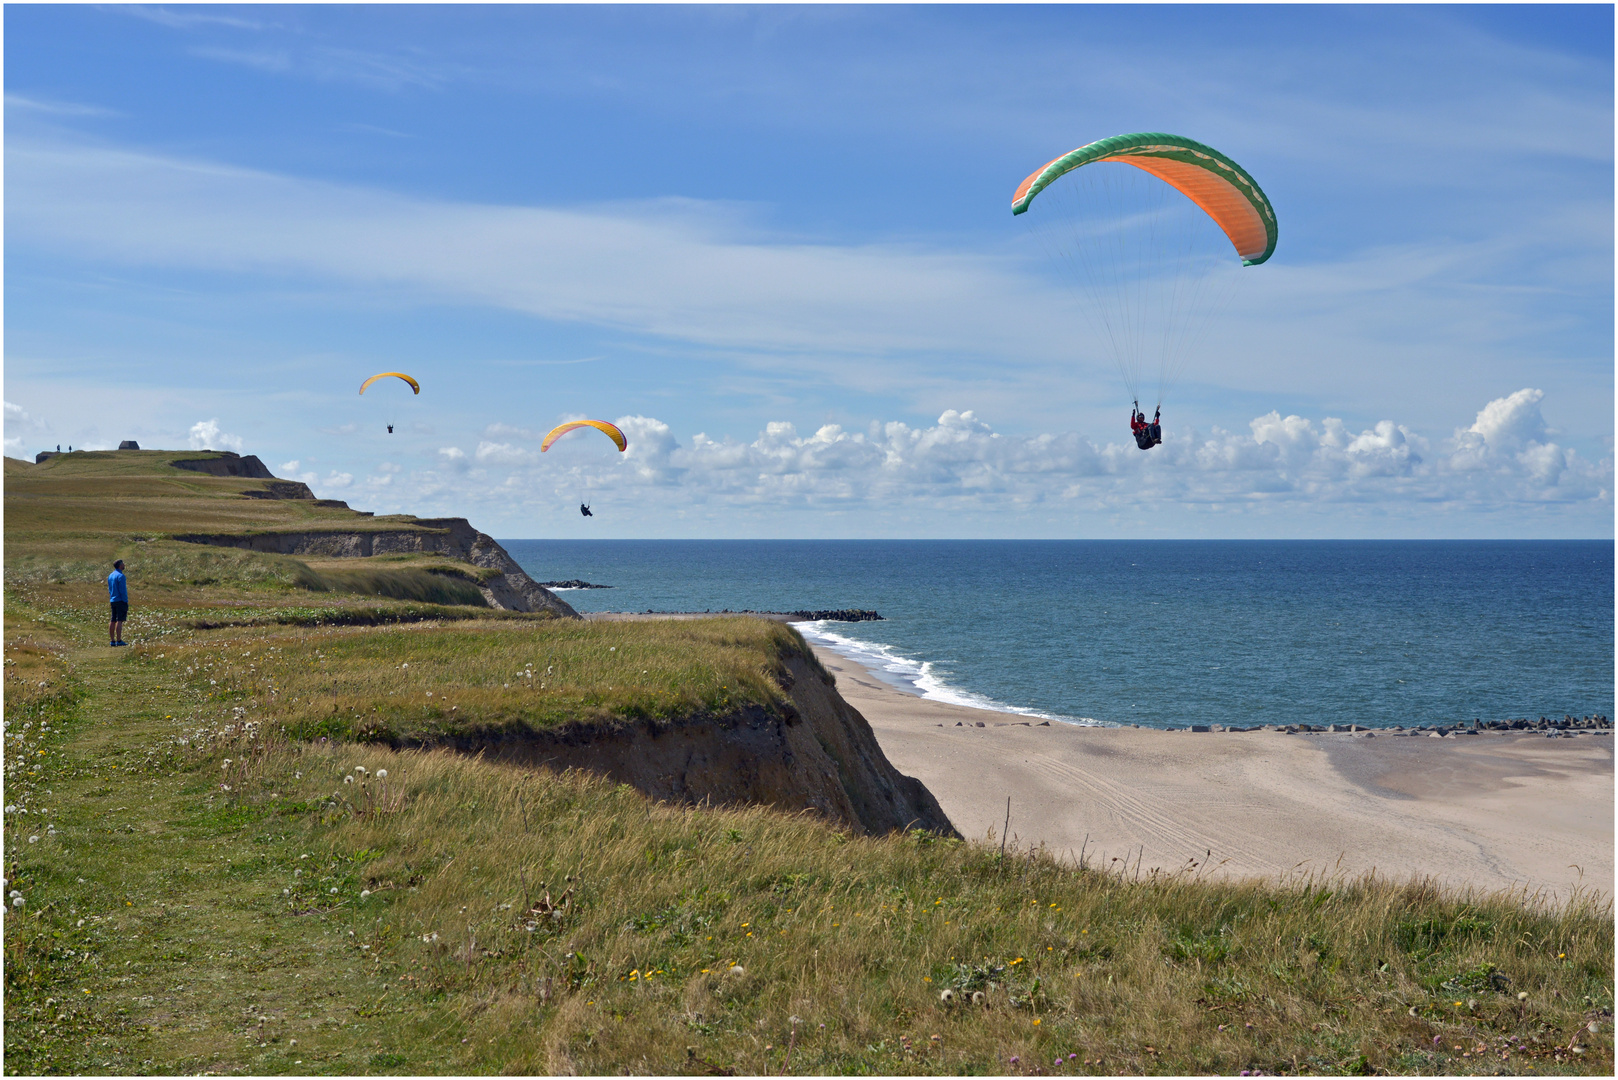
[110, 601, 129, 621]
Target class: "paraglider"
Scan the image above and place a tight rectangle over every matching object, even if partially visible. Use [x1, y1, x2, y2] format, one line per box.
[542, 420, 627, 518]
[1013, 133, 1276, 449]
[1130, 402, 1161, 450]
[359, 372, 420, 434]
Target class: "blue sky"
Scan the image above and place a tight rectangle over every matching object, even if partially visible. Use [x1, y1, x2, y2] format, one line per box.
[5, 4, 1612, 538]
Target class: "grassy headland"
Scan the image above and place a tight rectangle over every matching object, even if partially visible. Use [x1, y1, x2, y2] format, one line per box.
[4, 451, 1612, 1075]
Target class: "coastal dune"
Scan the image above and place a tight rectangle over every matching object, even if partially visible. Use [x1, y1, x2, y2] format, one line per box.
[812, 644, 1614, 901]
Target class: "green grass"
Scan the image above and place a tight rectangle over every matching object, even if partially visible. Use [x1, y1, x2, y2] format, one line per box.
[5, 450, 1614, 1074]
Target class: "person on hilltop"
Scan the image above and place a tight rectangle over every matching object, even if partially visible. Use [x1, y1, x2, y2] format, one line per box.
[108, 559, 129, 647]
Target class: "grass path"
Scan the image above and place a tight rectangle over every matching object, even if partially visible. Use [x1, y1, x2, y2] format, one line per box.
[4, 612, 473, 1075]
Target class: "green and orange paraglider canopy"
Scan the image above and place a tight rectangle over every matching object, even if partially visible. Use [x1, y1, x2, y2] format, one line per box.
[1012, 132, 1277, 266]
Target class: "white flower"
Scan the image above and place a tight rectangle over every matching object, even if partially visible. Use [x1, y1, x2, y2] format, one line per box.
[330, 887, 339, 894]
[12, 896, 23, 908]
[343, 776, 354, 785]
[728, 964, 745, 976]
[294, 772, 302, 779]
[353, 766, 366, 775]
[375, 769, 387, 779]
[400, 663, 409, 668]
[9, 890, 20, 899]
[28, 836, 39, 844]
[360, 890, 371, 899]
[939, 988, 957, 1004]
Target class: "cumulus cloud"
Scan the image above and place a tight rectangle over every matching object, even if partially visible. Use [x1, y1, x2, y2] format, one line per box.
[188, 418, 243, 452]
[3, 401, 51, 457]
[445, 392, 1608, 516]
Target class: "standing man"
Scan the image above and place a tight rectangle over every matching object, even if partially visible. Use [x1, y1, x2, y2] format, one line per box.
[108, 559, 129, 647]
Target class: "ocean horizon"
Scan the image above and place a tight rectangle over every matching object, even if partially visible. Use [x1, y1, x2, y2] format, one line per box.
[501, 539, 1614, 731]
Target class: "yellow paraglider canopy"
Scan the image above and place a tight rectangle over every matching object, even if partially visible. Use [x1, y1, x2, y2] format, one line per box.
[359, 372, 420, 395]
[541, 419, 627, 453]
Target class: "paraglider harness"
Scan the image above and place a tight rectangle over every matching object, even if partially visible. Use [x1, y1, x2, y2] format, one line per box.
[580, 503, 593, 517]
[1131, 402, 1162, 450]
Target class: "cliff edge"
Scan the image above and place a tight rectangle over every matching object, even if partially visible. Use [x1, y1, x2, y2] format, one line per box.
[160, 450, 578, 618]
[393, 652, 957, 837]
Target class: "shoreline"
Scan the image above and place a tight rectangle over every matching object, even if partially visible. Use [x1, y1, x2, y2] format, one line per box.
[808, 641, 1614, 901]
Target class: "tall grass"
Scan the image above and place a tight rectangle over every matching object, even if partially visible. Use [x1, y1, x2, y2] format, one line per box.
[35, 715, 1603, 1076]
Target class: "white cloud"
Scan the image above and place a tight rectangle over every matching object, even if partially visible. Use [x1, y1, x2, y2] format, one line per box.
[3, 401, 51, 457]
[474, 441, 536, 466]
[188, 418, 243, 452]
[450, 392, 1608, 516]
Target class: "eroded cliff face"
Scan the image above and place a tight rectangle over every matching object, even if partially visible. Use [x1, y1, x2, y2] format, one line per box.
[175, 517, 578, 618]
[405, 655, 956, 837]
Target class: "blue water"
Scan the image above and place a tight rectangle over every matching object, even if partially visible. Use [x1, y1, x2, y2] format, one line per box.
[501, 541, 1614, 730]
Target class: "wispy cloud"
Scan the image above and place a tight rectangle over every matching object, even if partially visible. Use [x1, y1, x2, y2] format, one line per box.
[120, 5, 270, 32]
[5, 94, 120, 118]
[10, 134, 1603, 432]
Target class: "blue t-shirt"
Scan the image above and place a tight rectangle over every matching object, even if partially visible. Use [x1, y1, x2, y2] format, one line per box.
[108, 569, 128, 604]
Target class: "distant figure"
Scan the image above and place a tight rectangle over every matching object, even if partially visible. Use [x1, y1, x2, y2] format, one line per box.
[56, 444, 61, 453]
[387, 425, 394, 434]
[108, 559, 129, 647]
[580, 503, 593, 517]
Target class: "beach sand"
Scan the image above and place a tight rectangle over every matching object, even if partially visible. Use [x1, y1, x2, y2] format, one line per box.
[811, 644, 1614, 902]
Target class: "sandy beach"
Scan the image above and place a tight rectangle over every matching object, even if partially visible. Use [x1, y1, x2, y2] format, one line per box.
[810, 643, 1614, 902]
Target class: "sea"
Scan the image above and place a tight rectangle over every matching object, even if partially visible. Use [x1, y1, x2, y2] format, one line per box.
[500, 540, 1614, 731]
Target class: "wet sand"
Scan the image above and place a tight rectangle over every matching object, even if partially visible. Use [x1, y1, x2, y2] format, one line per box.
[811, 644, 1614, 902]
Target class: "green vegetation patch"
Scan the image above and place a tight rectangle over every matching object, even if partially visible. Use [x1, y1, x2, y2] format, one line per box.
[159, 616, 804, 743]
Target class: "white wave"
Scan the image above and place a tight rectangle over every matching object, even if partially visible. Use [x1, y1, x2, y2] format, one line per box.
[792, 621, 1103, 727]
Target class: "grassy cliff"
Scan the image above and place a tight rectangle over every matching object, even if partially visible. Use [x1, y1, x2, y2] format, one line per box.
[4, 451, 1612, 1075]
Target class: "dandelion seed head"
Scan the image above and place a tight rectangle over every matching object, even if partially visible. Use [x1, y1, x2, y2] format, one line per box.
[375, 769, 387, 779]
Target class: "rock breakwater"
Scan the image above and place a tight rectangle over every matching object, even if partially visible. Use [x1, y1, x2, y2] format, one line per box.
[1170, 714, 1611, 736]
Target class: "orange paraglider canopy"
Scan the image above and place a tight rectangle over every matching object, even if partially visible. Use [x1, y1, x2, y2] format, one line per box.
[541, 419, 627, 453]
[358, 372, 420, 395]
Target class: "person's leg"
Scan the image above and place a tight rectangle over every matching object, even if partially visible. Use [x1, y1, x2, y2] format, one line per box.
[110, 612, 118, 645]
[113, 619, 126, 644]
